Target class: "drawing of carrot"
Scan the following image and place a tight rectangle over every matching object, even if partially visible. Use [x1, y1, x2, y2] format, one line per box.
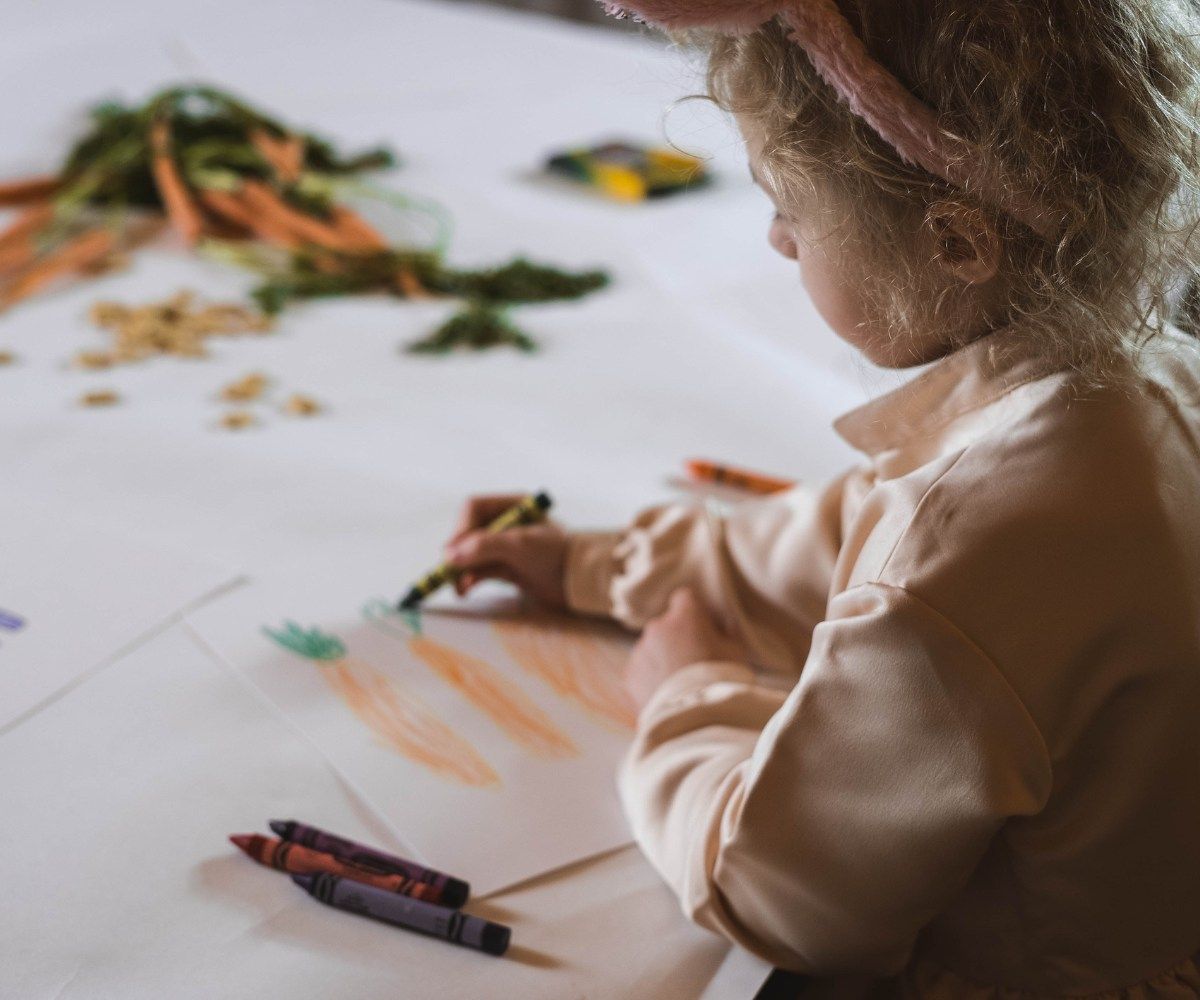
[363, 602, 579, 760]
[264, 622, 499, 787]
[493, 615, 636, 731]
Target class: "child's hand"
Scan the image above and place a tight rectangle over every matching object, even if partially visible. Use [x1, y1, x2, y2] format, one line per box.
[444, 494, 569, 609]
[625, 588, 747, 711]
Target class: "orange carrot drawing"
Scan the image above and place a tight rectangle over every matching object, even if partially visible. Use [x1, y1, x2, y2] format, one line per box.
[265, 622, 499, 788]
[493, 615, 636, 731]
[363, 602, 578, 760]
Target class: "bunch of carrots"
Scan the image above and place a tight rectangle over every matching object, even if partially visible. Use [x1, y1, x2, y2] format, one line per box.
[0, 85, 607, 351]
[0, 180, 133, 313]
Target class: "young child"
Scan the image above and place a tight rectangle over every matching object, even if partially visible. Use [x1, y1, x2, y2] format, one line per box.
[446, 1, 1200, 995]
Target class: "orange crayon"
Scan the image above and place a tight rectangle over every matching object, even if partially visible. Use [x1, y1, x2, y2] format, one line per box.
[684, 458, 796, 495]
[228, 834, 447, 904]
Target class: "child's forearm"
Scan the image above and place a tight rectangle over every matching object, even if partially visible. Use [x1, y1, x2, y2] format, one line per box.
[618, 583, 1051, 975]
[562, 469, 857, 674]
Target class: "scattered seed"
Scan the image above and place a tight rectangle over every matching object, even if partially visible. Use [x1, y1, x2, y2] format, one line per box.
[80, 389, 119, 407]
[283, 393, 321, 416]
[74, 349, 115, 370]
[220, 371, 269, 402]
[0, 350, 15, 366]
[84, 290, 272, 365]
[220, 410, 257, 430]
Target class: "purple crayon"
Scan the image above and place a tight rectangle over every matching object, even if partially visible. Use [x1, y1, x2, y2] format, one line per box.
[269, 819, 469, 909]
[292, 873, 510, 957]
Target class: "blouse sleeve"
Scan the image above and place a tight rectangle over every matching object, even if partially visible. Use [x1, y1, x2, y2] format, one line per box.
[563, 469, 859, 671]
[618, 582, 1052, 976]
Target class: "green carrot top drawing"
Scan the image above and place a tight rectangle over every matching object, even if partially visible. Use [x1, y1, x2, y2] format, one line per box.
[362, 599, 423, 637]
[264, 621, 346, 661]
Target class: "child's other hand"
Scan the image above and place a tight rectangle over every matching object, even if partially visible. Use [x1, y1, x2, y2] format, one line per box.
[625, 588, 747, 711]
[444, 494, 568, 609]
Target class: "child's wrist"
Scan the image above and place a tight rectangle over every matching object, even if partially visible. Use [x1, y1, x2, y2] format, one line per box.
[562, 530, 622, 617]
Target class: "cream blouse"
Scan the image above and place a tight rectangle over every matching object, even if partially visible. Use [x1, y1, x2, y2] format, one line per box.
[564, 324, 1200, 998]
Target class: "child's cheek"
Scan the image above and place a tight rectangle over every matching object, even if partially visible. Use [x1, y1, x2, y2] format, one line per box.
[795, 235, 870, 347]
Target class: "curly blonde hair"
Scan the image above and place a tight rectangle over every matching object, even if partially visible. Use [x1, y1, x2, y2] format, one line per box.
[702, 1, 1200, 386]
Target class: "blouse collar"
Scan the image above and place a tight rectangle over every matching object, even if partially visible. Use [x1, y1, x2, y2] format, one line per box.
[832, 324, 1068, 456]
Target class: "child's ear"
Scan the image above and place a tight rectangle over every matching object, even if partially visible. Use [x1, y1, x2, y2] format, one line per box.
[924, 200, 1002, 286]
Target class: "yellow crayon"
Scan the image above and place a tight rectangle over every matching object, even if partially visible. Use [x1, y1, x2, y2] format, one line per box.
[398, 492, 552, 610]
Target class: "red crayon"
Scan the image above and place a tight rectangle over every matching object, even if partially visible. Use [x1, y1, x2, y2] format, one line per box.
[229, 834, 447, 904]
[684, 458, 796, 495]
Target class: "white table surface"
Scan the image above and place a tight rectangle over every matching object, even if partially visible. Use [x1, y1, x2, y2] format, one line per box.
[0, 1, 907, 995]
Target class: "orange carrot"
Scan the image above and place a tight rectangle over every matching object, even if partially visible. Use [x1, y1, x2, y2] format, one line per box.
[238, 180, 364, 252]
[395, 266, 430, 299]
[0, 176, 59, 207]
[328, 206, 431, 293]
[328, 206, 387, 250]
[202, 215, 255, 241]
[0, 227, 115, 311]
[128, 215, 167, 247]
[199, 188, 344, 275]
[0, 203, 55, 274]
[149, 119, 204, 245]
[197, 188, 303, 249]
[250, 130, 305, 184]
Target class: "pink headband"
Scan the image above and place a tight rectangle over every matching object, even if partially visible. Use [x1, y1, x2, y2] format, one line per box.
[603, 0, 1057, 238]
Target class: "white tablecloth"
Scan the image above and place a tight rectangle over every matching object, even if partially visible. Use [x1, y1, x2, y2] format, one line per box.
[0, 1, 907, 995]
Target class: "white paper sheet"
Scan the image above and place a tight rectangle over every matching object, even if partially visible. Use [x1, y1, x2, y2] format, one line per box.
[1, 623, 729, 1000]
[189, 554, 637, 896]
[0, 494, 241, 729]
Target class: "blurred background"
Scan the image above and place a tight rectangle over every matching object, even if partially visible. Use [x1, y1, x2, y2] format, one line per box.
[0, 3, 864, 997]
[457, 0, 625, 26]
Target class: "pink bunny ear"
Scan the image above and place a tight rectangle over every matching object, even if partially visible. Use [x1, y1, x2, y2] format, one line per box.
[780, 0, 1055, 236]
[601, 0, 1058, 237]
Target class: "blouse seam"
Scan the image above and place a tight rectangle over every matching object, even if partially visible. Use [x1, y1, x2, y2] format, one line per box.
[848, 579, 1056, 990]
[874, 445, 972, 581]
[845, 579, 1055, 804]
[864, 435, 1054, 790]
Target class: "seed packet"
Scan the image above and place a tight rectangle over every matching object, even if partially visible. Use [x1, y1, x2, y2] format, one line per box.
[543, 139, 710, 201]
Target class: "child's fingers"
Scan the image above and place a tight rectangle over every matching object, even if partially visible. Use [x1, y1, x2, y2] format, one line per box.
[456, 564, 519, 594]
[446, 528, 530, 570]
[449, 494, 529, 544]
[666, 587, 699, 615]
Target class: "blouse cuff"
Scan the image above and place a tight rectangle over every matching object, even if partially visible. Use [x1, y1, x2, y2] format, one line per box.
[564, 530, 623, 617]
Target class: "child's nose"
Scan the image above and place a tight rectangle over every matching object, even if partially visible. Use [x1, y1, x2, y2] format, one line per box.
[768, 216, 799, 260]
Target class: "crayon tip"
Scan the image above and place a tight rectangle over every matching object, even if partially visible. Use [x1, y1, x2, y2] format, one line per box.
[268, 820, 289, 837]
[481, 922, 512, 957]
[291, 874, 314, 889]
[398, 589, 422, 611]
[229, 833, 256, 853]
[442, 876, 471, 909]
